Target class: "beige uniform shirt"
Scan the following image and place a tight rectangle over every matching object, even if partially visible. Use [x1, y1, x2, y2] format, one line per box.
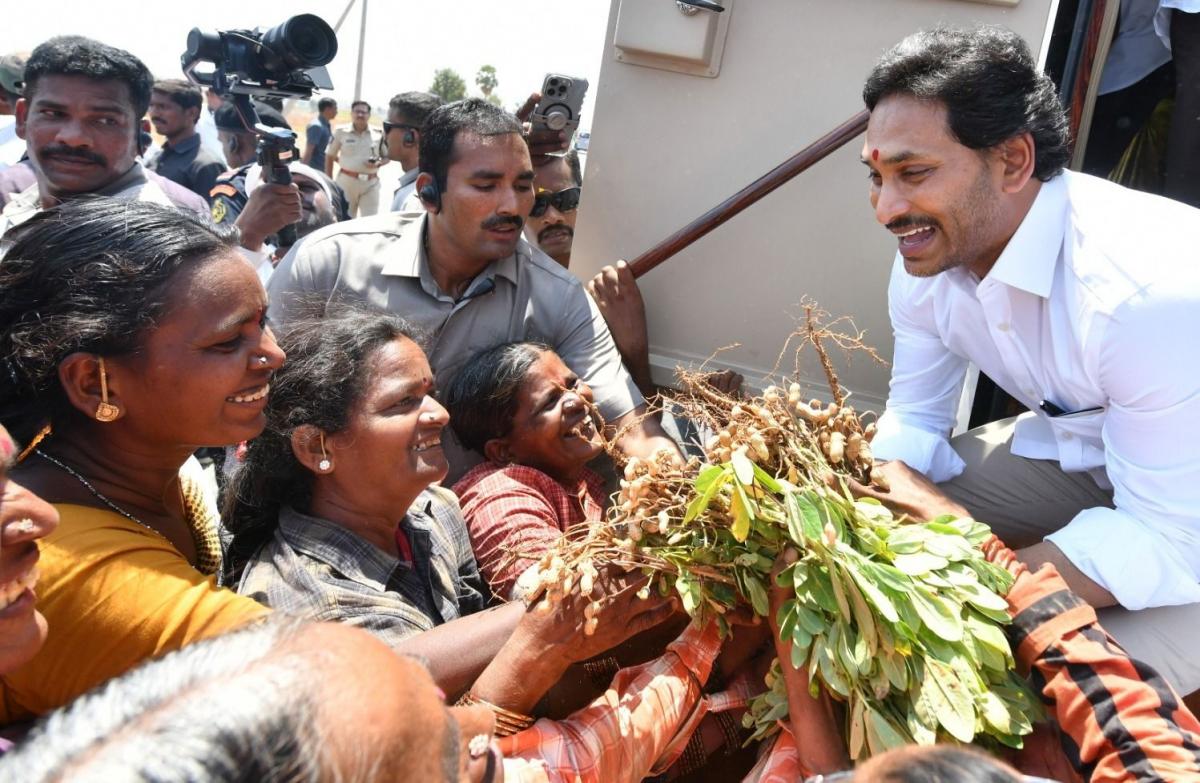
[327, 124, 383, 175]
[268, 211, 643, 478]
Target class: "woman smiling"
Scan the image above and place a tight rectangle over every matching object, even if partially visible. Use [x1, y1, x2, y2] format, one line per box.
[445, 342, 608, 599]
[0, 198, 279, 723]
[223, 304, 680, 712]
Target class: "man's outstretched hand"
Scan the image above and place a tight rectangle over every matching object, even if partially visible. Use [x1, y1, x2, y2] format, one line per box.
[846, 459, 971, 522]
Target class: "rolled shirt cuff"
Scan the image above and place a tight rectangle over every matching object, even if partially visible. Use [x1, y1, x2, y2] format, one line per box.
[870, 413, 966, 483]
[1046, 506, 1200, 610]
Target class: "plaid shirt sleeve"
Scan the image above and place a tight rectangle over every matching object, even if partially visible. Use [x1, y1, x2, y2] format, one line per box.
[456, 467, 583, 600]
[498, 621, 723, 783]
[980, 537, 1200, 782]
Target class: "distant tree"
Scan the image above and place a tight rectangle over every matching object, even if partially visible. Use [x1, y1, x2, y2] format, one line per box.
[429, 68, 467, 102]
[475, 65, 498, 98]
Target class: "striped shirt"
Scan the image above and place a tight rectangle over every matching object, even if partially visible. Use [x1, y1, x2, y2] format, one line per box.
[454, 463, 607, 600]
[236, 487, 488, 646]
[499, 621, 755, 783]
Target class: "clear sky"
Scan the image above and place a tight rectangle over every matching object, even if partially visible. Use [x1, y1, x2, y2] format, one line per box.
[7, 0, 611, 128]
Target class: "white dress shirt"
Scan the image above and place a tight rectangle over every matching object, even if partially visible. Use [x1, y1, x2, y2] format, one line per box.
[871, 171, 1200, 610]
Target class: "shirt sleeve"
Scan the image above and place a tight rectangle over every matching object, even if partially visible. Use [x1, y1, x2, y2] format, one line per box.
[498, 622, 722, 783]
[326, 129, 343, 158]
[435, 487, 491, 615]
[983, 537, 1200, 782]
[193, 159, 226, 205]
[1045, 291, 1200, 609]
[554, 279, 643, 424]
[870, 254, 970, 482]
[266, 235, 339, 330]
[305, 123, 323, 154]
[457, 478, 569, 599]
[0, 513, 268, 722]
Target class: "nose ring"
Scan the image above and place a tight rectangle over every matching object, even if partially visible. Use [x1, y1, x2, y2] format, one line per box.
[257, 356, 269, 366]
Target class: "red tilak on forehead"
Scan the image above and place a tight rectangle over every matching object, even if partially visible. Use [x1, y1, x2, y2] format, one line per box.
[872, 148, 879, 161]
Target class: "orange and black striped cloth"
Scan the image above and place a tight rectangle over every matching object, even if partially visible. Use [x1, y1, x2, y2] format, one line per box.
[746, 540, 1200, 782]
[984, 537, 1200, 782]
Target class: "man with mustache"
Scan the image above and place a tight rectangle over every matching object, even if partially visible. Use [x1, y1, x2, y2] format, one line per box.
[144, 80, 224, 203]
[857, 26, 1200, 696]
[525, 150, 581, 269]
[269, 98, 681, 481]
[0, 36, 175, 235]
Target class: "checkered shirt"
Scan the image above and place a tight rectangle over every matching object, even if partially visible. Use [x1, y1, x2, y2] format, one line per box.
[454, 463, 607, 600]
[236, 486, 488, 646]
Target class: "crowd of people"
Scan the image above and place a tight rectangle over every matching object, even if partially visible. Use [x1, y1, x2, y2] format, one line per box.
[0, 15, 1198, 783]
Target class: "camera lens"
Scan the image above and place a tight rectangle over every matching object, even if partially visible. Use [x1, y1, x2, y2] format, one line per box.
[185, 28, 224, 63]
[261, 14, 338, 70]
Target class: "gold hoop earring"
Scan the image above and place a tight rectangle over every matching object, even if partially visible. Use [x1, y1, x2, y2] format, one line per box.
[318, 432, 332, 472]
[95, 357, 120, 423]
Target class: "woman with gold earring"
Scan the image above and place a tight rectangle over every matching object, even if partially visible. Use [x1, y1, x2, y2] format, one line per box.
[0, 198, 283, 725]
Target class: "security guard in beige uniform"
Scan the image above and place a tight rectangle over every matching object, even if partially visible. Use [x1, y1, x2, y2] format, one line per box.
[326, 100, 384, 217]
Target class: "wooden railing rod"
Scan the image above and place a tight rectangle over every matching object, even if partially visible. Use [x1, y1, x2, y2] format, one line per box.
[629, 109, 870, 279]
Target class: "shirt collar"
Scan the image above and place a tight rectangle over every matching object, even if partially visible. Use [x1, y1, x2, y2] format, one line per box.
[977, 175, 1067, 298]
[399, 167, 419, 187]
[9, 162, 147, 217]
[277, 504, 432, 593]
[379, 211, 524, 295]
[162, 133, 200, 155]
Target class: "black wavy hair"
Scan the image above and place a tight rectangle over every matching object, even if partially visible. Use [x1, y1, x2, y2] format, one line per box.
[152, 78, 202, 114]
[862, 25, 1070, 181]
[24, 35, 154, 120]
[0, 197, 237, 445]
[222, 302, 418, 584]
[442, 341, 548, 456]
[418, 98, 523, 195]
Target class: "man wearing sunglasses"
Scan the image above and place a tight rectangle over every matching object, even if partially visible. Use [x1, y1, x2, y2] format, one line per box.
[385, 91, 443, 212]
[525, 150, 582, 268]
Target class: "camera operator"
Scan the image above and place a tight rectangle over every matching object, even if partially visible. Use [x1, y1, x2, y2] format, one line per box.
[209, 102, 347, 283]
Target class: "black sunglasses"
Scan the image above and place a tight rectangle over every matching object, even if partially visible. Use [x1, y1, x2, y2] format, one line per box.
[530, 186, 581, 217]
[382, 121, 419, 135]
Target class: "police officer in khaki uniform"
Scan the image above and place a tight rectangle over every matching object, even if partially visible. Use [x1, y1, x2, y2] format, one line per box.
[326, 100, 384, 217]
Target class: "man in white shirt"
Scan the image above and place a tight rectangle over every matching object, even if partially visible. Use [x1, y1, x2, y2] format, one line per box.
[859, 25, 1200, 693]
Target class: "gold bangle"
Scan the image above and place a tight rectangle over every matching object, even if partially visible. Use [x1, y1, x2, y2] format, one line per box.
[455, 692, 536, 737]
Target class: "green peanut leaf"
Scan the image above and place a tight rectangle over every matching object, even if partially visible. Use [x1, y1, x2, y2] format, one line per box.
[865, 705, 910, 755]
[731, 448, 755, 486]
[751, 463, 784, 493]
[730, 484, 752, 542]
[911, 587, 963, 642]
[790, 492, 825, 543]
[893, 551, 950, 575]
[693, 463, 726, 494]
[923, 658, 977, 742]
[848, 695, 867, 760]
[684, 467, 728, 523]
[744, 572, 770, 617]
